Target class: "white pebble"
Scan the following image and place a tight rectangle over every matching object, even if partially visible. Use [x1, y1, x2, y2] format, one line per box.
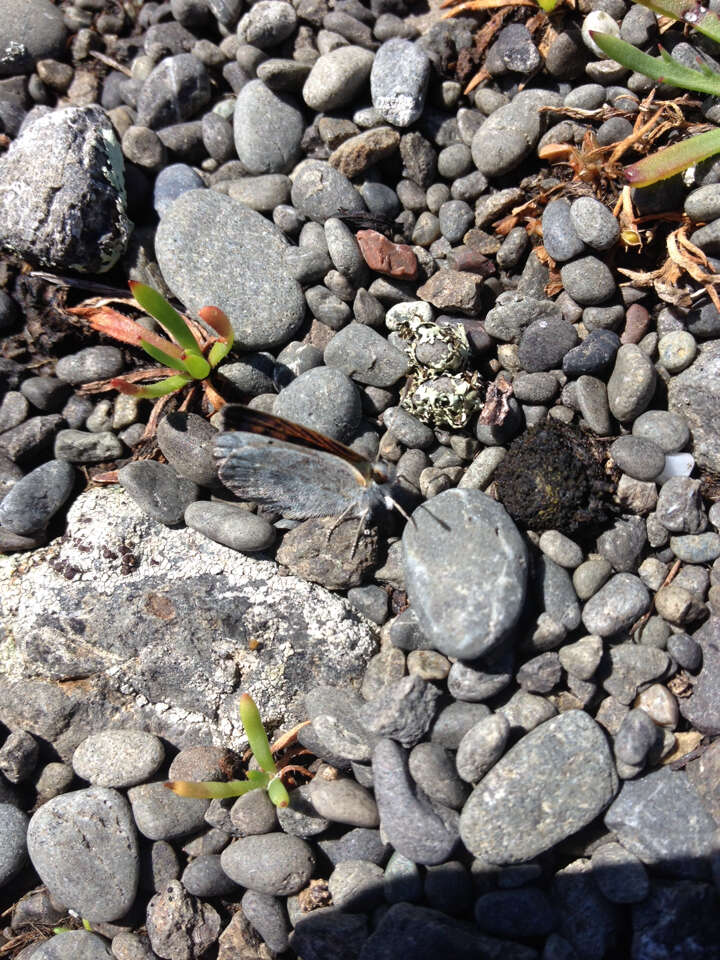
[657, 452, 695, 484]
[582, 11, 621, 57]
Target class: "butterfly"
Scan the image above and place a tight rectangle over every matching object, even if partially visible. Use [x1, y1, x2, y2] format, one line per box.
[214, 405, 410, 551]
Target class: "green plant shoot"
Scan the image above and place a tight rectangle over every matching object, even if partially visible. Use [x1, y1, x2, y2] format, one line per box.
[165, 694, 290, 808]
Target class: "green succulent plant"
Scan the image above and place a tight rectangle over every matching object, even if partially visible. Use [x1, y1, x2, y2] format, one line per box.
[593, 0, 720, 185]
[165, 694, 290, 808]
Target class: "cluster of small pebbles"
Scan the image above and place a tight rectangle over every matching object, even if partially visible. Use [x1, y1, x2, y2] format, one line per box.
[1, 0, 720, 955]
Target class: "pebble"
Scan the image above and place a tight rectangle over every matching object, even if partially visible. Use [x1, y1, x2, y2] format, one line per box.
[20, 377, 70, 412]
[0, 459, 75, 535]
[359, 675, 440, 748]
[605, 766, 717, 877]
[237, 0, 297, 47]
[117, 461, 199, 527]
[324, 324, 409, 387]
[575, 374, 612, 435]
[146, 880, 220, 959]
[0, 802, 28, 885]
[182, 854, 240, 897]
[309, 777, 379, 827]
[569, 196, 620, 251]
[54, 429, 124, 464]
[240, 891, 290, 952]
[591, 841, 649, 904]
[403, 489, 528, 660]
[610, 436, 665, 481]
[558, 634, 603, 680]
[303, 46, 374, 111]
[655, 476, 705, 533]
[27, 787, 139, 922]
[614, 707, 658, 766]
[560, 256, 616, 306]
[541, 199, 585, 262]
[229, 788, 278, 836]
[471, 94, 547, 177]
[518, 316, 579, 373]
[670, 532, 720, 563]
[447, 651, 514, 702]
[371, 738, 459, 865]
[371, 38, 430, 127]
[136, 54, 211, 129]
[185, 501, 276, 552]
[291, 159, 365, 222]
[602, 643, 670, 704]
[276, 784, 329, 838]
[156, 189, 305, 351]
[220, 833, 315, 894]
[127, 781, 209, 841]
[328, 859, 385, 910]
[607, 343, 656, 422]
[632, 409, 690, 453]
[667, 631, 702, 671]
[0, 391, 28, 433]
[658, 331, 697, 373]
[56, 346, 124, 385]
[538, 530, 584, 568]
[460, 711, 617, 864]
[274, 366, 361, 441]
[407, 742, 469, 809]
[635, 683, 679, 728]
[455, 713, 510, 783]
[383, 851, 422, 902]
[562, 329, 620, 377]
[72, 730, 164, 788]
[31, 932, 114, 960]
[581, 573, 650, 636]
[668, 340, 720, 471]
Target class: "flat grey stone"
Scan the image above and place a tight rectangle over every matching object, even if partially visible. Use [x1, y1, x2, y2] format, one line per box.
[117, 460, 199, 527]
[128, 781, 209, 840]
[156, 412, 219, 489]
[0, 459, 75, 535]
[371, 38, 430, 127]
[274, 366, 362, 442]
[185, 502, 276, 553]
[30, 932, 113, 960]
[146, 880, 220, 959]
[668, 341, 720, 471]
[54, 429, 123, 464]
[324, 324, 409, 387]
[303, 46, 375, 111]
[136, 54, 210, 129]
[55, 346, 124, 385]
[604, 766, 717, 878]
[156, 189, 305, 351]
[0, 802, 28, 885]
[309, 777, 379, 827]
[0, 0, 66, 76]
[240, 890, 290, 953]
[27, 787, 139, 922]
[581, 573, 650, 636]
[403, 489, 529, 660]
[460, 711, 618, 864]
[290, 159, 366, 223]
[0, 106, 131, 273]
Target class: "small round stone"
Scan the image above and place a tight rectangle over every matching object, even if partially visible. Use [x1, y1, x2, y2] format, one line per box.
[658, 331, 697, 374]
[0, 802, 28, 885]
[610, 436, 666, 481]
[560, 256, 616, 306]
[55, 347, 124, 385]
[371, 38, 431, 128]
[309, 777, 379, 828]
[581, 573, 650, 636]
[220, 833, 316, 894]
[303, 46, 374, 112]
[569, 196, 620, 251]
[72, 730, 165, 788]
[184, 502, 276, 552]
[542, 199, 585, 262]
[274, 366, 361, 442]
[632, 410, 690, 453]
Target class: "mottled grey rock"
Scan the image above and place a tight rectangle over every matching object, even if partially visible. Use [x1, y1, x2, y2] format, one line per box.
[237, 0, 296, 47]
[117, 460, 199, 527]
[560, 256, 616, 306]
[291, 159, 366, 223]
[455, 713, 510, 783]
[240, 890, 290, 953]
[403, 490, 529, 660]
[602, 643, 670, 704]
[56, 346, 124, 385]
[591, 841, 649, 903]
[569, 196, 620, 251]
[679, 618, 720, 734]
[471, 96, 543, 177]
[309, 777, 379, 827]
[30, 932, 113, 960]
[610, 436, 665, 481]
[371, 39, 430, 127]
[274, 366, 361, 441]
[156, 413, 218, 489]
[359, 675, 440, 748]
[596, 516, 647, 573]
[128, 782, 209, 840]
[460, 711, 618, 864]
[54, 429, 123, 464]
[221, 833, 315, 894]
[0, 459, 75, 535]
[0, 0, 67, 76]
[607, 343, 656, 423]
[656, 476, 705, 534]
[542, 199, 585, 262]
[324, 324, 409, 387]
[146, 880, 220, 959]
[605, 766, 717, 877]
[0, 106, 131, 272]
[668, 341, 720, 471]
[27, 787, 139, 921]
[156, 189, 305, 350]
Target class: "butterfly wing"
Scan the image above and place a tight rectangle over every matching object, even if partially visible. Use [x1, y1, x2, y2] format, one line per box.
[215, 432, 370, 519]
[217, 405, 372, 477]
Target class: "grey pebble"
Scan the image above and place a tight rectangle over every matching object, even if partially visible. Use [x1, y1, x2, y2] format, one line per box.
[56, 346, 124, 385]
[518, 316, 579, 373]
[384, 850, 422, 903]
[237, 0, 297, 48]
[407, 742, 469, 809]
[460, 711, 617, 865]
[185, 501, 276, 552]
[403, 490, 528, 660]
[0, 459, 75, 535]
[329, 859, 385, 910]
[596, 516, 647, 572]
[0, 802, 28, 886]
[227, 174, 291, 212]
[146, 880, 220, 959]
[127, 782, 209, 840]
[372, 738, 458, 865]
[117, 460, 199, 527]
[632, 409, 690, 452]
[324, 324, 409, 387]
[136, 54, 210, 129]
[575, 375, 612, 435]
[229, 788, 278, 837]
[560, 256, 616, 306]
[359, 675, 440, 748]
[240, 891, 290, 952]
[72, 730, 164, 788]
[667, 632, 702, 671]
[156, 412, 219, 489]
[276, 783, 329, 838]
[572, 558, 612, 601]
[156, 189, 305, 351]
[153, 163, 205, 217]
[371, 38, 430, 128]
[667, 340, 720, 472]
[455, 713, 510, 784]
[603, 643, 670, 704]
[471, 95, 545, 177]
[54, 429, 123, 464]
[291, 159, 365, 223]
[656, 476, 705, 533]
[303, 46, 374, 111]
[607, 343, 656, 423]
[181, 854, 240, 897]
[274, 366, 361, 442]
[562, 329, 620, 377]
[27, 787, 139, 922]
[670, 532, 720, 563]
[541, 199, 585, 262]
[569, 196, 620, 250]
[610, 436, 665, 481]
[538, 530, 584, 568]
[319, 827, 389, 867]
[0, 391, 29, 433]
[31, 932, 113, 960]
[309, 777, 379, 827]
[220, 833, 315, 894]
[430, 702, 491, 750]
[20, 377, 70, 412]
[581, 573, 650, 636]
[591, 841, 649, 903]
[447, 649, 514, 703]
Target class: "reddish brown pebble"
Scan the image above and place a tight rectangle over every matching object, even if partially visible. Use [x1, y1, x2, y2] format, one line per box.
[356, 229, 418, 279]
[446, 246, 495, 277]
[621, 303, 650, 344]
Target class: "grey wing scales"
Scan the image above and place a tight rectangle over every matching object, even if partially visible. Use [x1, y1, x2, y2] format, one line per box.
[215, 433, 370, 519]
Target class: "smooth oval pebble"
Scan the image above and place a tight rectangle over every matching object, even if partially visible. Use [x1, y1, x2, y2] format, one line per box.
[0, 802, 28, 885]
[185, 501, 276, 552]
[309, 777, 379, 827]
[27, 787, 140, 922]
[30, 931, 113, 960]
[221, 833, 316, 894]
[72, 730, 165, 788]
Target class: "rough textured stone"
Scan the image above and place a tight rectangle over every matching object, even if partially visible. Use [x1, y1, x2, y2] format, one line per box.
[668, 341, 720, 471]
[460, 711, 618, 864]
[0, 106, 131, 273]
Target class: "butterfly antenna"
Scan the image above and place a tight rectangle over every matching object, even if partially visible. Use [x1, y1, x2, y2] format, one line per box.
[386, 494, 415, 526]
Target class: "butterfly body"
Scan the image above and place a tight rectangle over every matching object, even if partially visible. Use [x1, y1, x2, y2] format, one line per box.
[214, 406, 396, 522]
